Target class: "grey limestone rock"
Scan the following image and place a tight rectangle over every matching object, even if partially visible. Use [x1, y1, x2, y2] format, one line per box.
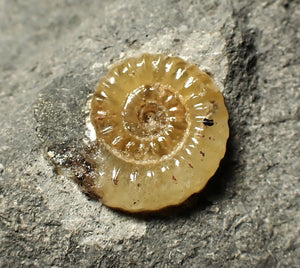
[0, 0, 299, 267]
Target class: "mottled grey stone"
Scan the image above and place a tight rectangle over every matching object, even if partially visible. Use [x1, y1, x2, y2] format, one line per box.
[0, 0, 299, 267]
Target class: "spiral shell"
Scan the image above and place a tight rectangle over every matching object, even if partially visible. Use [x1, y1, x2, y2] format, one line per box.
[88, 54, 229, 212]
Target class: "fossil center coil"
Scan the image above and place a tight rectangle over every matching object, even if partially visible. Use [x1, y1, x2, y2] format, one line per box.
[97, 82, 191, 163]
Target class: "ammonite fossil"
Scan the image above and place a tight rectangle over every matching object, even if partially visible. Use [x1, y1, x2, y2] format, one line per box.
[87, 53, 229, 212]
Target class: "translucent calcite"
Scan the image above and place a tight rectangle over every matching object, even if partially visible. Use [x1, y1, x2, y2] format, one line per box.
[89, 54, 229, 212]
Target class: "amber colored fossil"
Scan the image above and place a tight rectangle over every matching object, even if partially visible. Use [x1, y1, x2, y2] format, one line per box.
[88, 53, 229, 212]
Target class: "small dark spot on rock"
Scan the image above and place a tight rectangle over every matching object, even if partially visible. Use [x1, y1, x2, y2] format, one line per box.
[126, 39, 138, 47]
[203, 118, 214, 126]
[172, 175, 177, 181]
[30, 65, 37, 72]
[204, 70, 213, 77]
[103, 46, 112, 50]
[282, 0, 290, 9]
[188, 163, 194, 168]
[200, 151, 205, 157]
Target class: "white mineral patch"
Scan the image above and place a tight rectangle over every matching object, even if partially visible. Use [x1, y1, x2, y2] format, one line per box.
[35, 156, 146, 247]
[84, 97, 96, 142]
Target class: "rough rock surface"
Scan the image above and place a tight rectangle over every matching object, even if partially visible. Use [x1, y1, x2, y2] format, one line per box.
[0, 0, 299, 267]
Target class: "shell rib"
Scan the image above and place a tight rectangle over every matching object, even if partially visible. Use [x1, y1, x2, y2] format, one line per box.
[88, 53, 229, 212]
